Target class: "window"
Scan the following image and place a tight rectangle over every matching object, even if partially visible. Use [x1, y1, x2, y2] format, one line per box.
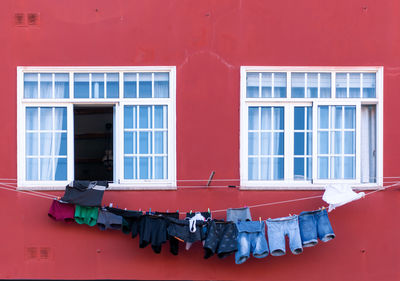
[240, 67, 383, 189]
[18, 67, 176, 189]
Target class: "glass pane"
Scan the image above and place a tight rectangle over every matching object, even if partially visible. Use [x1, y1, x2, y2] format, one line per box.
[318, 157, 328, 179]
[124, 106, 135, 129]
[92, 73, 105, 98]
[274, 73, 287, 97]
[139, 157, 151, 179]
[291, 73, 305, 98]
[273, 132, 284, 155]
[154, 106, 167, 129]
[139, 132, 152, 154]
[154, 73, 169, 98]
[139, 106, 152, 129]
[124, 73, 137, 98]
[26, 107, 38, 130]
[40, 133, 52, 156]
[336, 73, 347, 98]
[349, 73, 361, 98]
[260, 132, 271, 155]
[307, 73, 318, 98]
[260, 107, 271, 130]
[333, 106, 342, 129]
[248, 132, 259, 155]
[246, 73, 259, 98]
[74, 73, 89, 98]
[54, 107, 67, 130]
[294, 107, 305, 130]
[273, 158, 284, 180]
[294, 157, 304, 180]
[54, 158, 67, 180]
[40, 158, 53, 180]
[306, 107, 312, 130]
[273, 107, 284, 130]
[106, 73, 119, 98]
[124, 157, 134, 179]
[332, 156, 342, 179]
[26, 158, 38, 180]
[40, 108, 53, 130]
[54, 133, 67, 156]
[54, 73, 69, 99]
[294, 132, 304, 155]
[318, 106, 329, 129]
[24, 73, 38, 98]
[248, 157, 258, 180]
[40, 73, 53, 99]
[124, 132, 134, 154]
[155, 156, 166, 179]
[344, 156, 355, 179]
[363, 73, 376, 98]
[260, 158, 271, 180]
[306, 132, 312, 155]
[248, 107, 259, 130]
[26, 133, 38, 156]
[318, 132, 329, 154]
[344, 131, 355, 154]
[139, 73, 152, 98]
[306, 157, 312, 180]
[332, 131, 342, 154]
[344, 106, 355, 129]
[320, 73, 331, 98]
[154, 131, 166, 154]
[261, 73, 272, 98]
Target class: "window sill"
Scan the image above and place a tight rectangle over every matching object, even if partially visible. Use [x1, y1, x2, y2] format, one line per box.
[240, 182, 382, 191]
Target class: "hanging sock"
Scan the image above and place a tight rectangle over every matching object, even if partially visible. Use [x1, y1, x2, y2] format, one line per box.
[322, 184, 365, 212]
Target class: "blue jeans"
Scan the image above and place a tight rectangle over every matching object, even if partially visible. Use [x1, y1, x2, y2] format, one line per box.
[226, 207, 252, 223]
[298, 209, 335, 247]
[266, 215, 303, 256]
[235, 221, 269, 264]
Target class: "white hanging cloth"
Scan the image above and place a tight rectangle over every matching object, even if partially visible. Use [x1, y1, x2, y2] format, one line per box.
[322, 184, 365, 212]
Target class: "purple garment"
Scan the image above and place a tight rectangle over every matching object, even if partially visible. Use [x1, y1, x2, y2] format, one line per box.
[48, 200, 75, 223]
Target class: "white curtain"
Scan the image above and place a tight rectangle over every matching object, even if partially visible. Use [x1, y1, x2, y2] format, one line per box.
[40, 108, 53, 180]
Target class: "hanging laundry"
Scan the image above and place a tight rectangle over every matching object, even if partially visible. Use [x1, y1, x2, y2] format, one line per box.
[322, 184, 365, 212]
[74, 205, 99, 226]
[298, 209, 335, 247]
[106, 207, 142, 238]
[61, 181, 108, 207]
[266, 215, 303, 256]
[185, 211, 212, 250]
[97, 208, 123, 231]
[226, 207, 252, 223]
[235, 220, 269, 264]
[166, 217, 207, 250]
[203, 220, 238, 259]
[48, 199, 75, 223]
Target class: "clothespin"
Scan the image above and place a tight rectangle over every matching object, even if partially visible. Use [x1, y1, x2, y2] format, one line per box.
[177, 210, 179, 213]
[190, 210, 192, 214]
[149, 208, 152, 214]
[259, 217, 261, 222]
[109, 203, 113, 207]
[322, 206, 325, 210]
[139, 208, 142, 212]
[208, 208, 211, 214]
[166, 209, 169, 213]
[124, 208, 127, 211]
[289, 213, 292, 217]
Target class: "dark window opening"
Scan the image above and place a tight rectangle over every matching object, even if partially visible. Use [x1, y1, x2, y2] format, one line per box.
[74, 106, 113, 181]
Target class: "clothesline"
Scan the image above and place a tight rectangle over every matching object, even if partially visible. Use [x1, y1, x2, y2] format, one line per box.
[0, 181, 399, 215]
[2, 175, 400, 182]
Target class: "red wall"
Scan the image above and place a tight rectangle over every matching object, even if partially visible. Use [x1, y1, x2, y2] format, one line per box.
[1, 0, 400, 280]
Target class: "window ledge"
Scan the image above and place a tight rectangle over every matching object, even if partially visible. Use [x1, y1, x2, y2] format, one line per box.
[240, 183, 382, 191]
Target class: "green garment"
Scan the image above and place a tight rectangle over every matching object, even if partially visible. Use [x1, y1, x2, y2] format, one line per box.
[74, 205, 99, 226]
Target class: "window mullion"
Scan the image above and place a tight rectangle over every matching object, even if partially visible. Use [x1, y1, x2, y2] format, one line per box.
[356, 102, 362, 181]
[312, 102, 318, 182]
[67, 104, 74, 183]
[284, 104, 292, 182]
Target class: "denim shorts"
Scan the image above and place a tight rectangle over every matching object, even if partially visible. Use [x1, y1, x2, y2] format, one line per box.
[235, 221, 269, 264]
[298, 209, 335, 247]
[226, 207, 252, 223]
[266, 215, 303, 256]
[203, 220, 238, 259]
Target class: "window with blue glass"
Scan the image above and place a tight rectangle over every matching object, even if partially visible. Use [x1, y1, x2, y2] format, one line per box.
[19, 67, 175, 188]
[242, 68, 381, 187]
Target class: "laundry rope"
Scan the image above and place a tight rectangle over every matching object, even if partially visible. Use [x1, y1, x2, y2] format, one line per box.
[0, 181, 399, 215]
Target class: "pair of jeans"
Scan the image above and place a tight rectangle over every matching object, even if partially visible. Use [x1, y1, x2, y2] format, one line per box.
[266, 215, 303, 256]
[298, 209, 335, 247]
[226, 207, 252, 223]
[235, 221, 269, 264]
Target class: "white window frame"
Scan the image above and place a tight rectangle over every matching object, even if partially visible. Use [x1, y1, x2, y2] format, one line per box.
[17, 66, 176, 190]
[240, 66, 383, 190]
